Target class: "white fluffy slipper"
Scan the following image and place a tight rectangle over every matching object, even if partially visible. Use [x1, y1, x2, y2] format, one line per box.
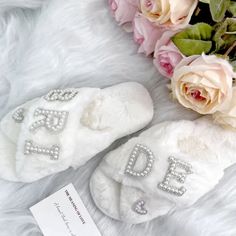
[90, 118, 236, 224]
[0, 82, 153, 182]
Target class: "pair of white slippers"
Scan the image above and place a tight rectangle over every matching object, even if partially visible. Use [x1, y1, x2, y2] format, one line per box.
[1, 82, 236, 224]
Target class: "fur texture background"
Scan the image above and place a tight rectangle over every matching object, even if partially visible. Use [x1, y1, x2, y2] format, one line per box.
[0, 0, 236, 235]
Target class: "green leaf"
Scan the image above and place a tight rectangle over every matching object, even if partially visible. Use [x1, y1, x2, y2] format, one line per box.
[199, 0, 210, 3]
[172, 39, 212, 56]
[172, 23, 213, 56]
[228, 1, 236, 16]
[210, 0, 230, 22]
[213, 18, 236, 53]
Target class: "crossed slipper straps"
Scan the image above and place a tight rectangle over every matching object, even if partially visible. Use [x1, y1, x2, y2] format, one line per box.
[90, 118, 236, 224]
[0, 82, 153, 182]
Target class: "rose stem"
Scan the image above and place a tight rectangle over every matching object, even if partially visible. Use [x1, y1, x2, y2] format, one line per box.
[224, 41, 236, 57]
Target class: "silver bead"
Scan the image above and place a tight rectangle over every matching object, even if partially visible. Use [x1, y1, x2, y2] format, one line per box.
[158, 156, 193, 197]
[12, 108, 25, 123]
[29, 108, 68, 133]
[24, 140, 60, 160]
[44, 89, 78, 102]
[124, 144, 155, 178]
[132, 199, 148, 215]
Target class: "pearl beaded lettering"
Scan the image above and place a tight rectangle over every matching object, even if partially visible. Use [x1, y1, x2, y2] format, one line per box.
[158, 156, 193, 196]
[44, 89, 78, 102]
[24, 140, 60, 160]
[125, 144, 155, 177]
[30, 108, 68, 133]
[21, 88, 78, 162]
[127, 148, 194, 216]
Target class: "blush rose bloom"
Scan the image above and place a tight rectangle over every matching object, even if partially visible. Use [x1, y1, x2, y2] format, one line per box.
[171, 55, 235, 114]
[153, 30, 183, 78]
[108, 0, 139, 25]
[213, 87, 236, 130]
[140, 0, 198, 28]
[133, 13, 164, 55]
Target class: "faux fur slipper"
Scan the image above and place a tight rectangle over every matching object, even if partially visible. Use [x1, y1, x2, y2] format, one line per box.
[0, 82, 153, 182]
[90, 118, 236, 224]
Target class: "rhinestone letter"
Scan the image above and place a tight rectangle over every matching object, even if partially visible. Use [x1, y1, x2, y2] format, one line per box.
[30, 108, 68, 133]
[24, 140, 60, 160]
[125, 144, 155, 177]
[132, 200, 147, 215]
[158, 156, 193, 196]
[12, 108, 25, 123]
[44, 89, 78, 102]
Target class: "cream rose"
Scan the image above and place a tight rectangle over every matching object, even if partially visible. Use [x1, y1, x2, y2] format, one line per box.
[213, 87, 236, 130]
[140, 0, 198, 27]
[171, 55, 235, 114]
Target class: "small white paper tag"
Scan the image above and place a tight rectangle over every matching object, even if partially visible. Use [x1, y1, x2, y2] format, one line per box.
[30, 183, 101, 236]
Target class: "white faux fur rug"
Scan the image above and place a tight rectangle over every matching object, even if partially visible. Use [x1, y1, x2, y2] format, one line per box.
[0, 1, 236, 235]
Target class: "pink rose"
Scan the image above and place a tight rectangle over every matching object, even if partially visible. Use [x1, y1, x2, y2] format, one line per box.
[108, 0, 139, 25]
[133, 13, 164, 56]
[153, 30, 183, 78]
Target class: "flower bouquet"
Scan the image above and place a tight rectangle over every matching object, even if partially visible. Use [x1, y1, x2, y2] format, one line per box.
[108, 0, 236, 129]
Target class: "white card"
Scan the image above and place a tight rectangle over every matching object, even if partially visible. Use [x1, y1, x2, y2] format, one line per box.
[30, 183, 101, 236]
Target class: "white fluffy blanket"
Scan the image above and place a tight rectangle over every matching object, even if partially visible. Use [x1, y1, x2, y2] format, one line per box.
[0, 1, 236, 235]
